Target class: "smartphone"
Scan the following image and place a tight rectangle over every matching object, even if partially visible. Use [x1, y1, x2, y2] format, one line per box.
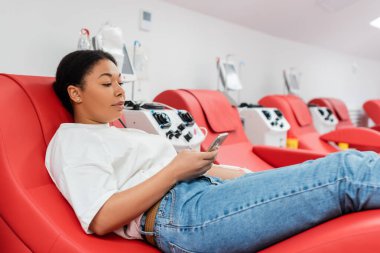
[207, 133, 228, 151]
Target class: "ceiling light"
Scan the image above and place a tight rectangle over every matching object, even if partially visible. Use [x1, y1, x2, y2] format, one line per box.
[370, 17, 380, 29]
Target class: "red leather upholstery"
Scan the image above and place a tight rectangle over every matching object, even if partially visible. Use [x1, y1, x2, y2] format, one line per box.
[154, 89, 331, 169]
[0, 74, 158, 252]
[310, 98, 380, 151]
[259, 95, 337, 153]
[309, 97, 354, 128]
[155, 89, 272, 171]
[262, 210, 380, 253]
[260, 95, 380, 153]
[363, 99, 380, 125]
[320, 127, 380, 153]
[252, 146, 325, 168]
[3, 76, 380, 253]
[184, 90, 237, 133]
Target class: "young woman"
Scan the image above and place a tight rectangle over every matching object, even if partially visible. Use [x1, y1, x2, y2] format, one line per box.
[46, 50, 380, 252]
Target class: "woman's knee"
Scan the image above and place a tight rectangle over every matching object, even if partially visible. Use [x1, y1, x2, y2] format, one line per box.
[338, 150, 379, 176]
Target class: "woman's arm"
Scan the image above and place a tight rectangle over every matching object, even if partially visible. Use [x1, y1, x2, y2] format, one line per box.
[206, 164, 248, 180]
[89, 150, 217, 235]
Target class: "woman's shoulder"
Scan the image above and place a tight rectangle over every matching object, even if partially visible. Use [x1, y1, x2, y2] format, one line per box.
[59, 123, 110, 130]
[57, 123, 109, 134]
[52, 123, 109, 145]
[47, 123, 111, 164]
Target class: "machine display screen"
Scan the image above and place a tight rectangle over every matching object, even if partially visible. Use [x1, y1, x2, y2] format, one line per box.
[122, 46, 134, 75]
[287, 72, 299, 90]
[283, 69, 300, 95]
[121, 45, 137, 82]
[221, 62, 242, 90]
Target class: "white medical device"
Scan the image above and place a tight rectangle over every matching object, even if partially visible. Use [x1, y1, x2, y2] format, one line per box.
[239, 107, 290, 147]
[123, 106, 205, 152]
[217, 59, 243, 91]
[309, 106, 338, 134]
[283, 69, 300, 96]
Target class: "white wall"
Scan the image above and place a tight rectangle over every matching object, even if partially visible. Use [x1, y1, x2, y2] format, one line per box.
[1, 0, 379, 110]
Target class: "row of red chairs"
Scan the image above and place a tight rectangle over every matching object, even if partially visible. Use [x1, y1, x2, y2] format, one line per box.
[309, 97, 380, 131]
[154, 89, 380, 252]
[1, 73, 380, 252]
[258, 95, 380, 154]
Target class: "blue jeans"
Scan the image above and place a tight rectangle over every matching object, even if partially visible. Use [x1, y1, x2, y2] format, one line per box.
[141, 150, 380, 252]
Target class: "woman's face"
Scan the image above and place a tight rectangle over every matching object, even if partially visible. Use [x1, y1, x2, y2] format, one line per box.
[71, 59, 126, 124]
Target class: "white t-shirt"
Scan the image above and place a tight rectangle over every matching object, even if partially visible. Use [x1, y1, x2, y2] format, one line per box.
[45, 123, 177, 239]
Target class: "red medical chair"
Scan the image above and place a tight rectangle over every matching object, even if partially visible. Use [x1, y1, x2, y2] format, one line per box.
[259, 95, 380, 153]
[260, 95, 337, 153]
[1, 76, 380, 253]
[0, 74, 157, 253]
[309, 97, 354, 129]
[156, 89, 276, 171]
[363, 99, 380, 130]
[155, 89, 331, 170]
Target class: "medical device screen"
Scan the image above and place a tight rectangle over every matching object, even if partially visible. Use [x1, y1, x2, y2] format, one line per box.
[222, 62, 242, 90]
[122, 46, 134, 75]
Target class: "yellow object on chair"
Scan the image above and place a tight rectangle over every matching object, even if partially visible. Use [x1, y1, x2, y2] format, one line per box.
[287, 138, 299, 149]
[338, 142, 349, 150]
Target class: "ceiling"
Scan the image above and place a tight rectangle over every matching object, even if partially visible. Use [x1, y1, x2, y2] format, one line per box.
[163, 0, 380, 61]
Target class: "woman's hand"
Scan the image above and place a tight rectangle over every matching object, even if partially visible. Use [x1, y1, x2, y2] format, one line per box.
[166, 150, 218, 182]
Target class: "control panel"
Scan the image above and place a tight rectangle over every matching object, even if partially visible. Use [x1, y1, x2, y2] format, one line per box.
[239, 107, 290, 147]
[309, 106, 338, 134]
[123, 109, 205, 151]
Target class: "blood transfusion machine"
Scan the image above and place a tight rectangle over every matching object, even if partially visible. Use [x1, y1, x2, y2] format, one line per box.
[283, 68, 338, 134]
[239, 107, 290, 147]
[309, 105, 338, 134]
[218, 57, 290, 147]
[123, 106, 205, 152]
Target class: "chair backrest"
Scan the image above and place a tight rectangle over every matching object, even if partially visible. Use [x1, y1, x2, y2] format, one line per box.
[363, 99, 380, 125]
[0, 74, 157, 252]
[309, 97, 354, 129]
[259, 95, 336, 153]
[154, 89, 272, 171]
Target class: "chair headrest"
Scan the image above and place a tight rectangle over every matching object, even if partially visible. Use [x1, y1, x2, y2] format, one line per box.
[181, 89, 237, 133]
[284, 95, 312, 127]
[363, 99, 380, 125]
[1, 74, 72, 145]
[329, 98, 349, 121]
[308, 98, 333, 110]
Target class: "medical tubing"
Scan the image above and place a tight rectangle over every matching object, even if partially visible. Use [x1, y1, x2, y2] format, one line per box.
[199, 127, 208, 139]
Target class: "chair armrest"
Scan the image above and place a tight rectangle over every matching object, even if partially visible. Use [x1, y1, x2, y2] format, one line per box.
[252, 145, 326, 168]
[320, 127, 380, 148]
